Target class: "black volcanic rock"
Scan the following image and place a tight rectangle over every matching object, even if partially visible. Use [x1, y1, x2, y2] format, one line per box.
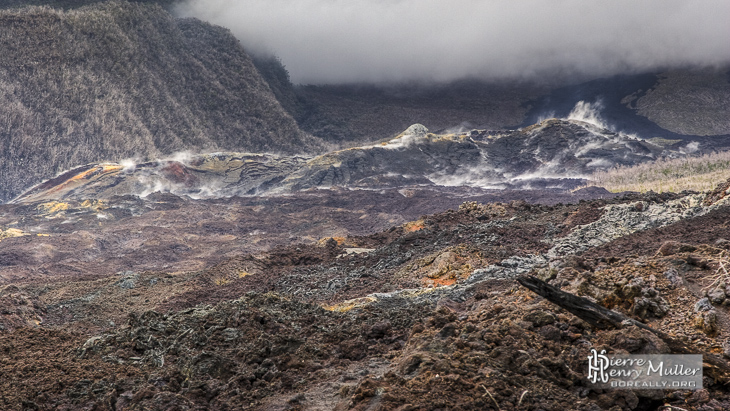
[11, 120, 711, 203]
[279, 119, 699, 192]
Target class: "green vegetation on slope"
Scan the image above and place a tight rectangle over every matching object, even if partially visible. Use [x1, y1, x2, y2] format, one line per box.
[589, 150, 730, 193]
[0, 1, 322, 202]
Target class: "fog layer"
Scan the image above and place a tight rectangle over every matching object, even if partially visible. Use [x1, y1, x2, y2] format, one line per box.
[175, 0, 730, 84]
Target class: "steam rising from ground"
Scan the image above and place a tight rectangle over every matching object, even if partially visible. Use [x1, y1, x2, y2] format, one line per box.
[175, 0, 730, 84]
[567, 101, 609, 130]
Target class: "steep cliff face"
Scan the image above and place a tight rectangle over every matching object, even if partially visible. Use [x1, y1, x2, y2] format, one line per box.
[0, 1, 322, 202]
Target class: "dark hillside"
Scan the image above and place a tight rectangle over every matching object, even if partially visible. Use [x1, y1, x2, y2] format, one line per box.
[251, 54, 309, 121]
[522, 73, 663, 134]
[293, 69, 730, 145]
[249, 56, 544, 143]
[252, 56, 730, 145]
[298, 80, 544, 143]
[0, 1, 321, 202]
[522, 69, 730, 139]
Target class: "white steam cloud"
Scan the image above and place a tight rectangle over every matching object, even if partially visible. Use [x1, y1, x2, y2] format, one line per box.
[175, 0, 730, 84]
[567, 100, 609, 130]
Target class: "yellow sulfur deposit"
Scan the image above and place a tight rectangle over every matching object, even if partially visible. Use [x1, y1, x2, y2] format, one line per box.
[0, 228, 27, 241]
[323, 296, 377, 312]
[37, 201, 70, 216]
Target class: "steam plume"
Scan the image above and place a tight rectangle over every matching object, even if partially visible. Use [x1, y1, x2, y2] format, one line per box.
[567, 101, 609, 130]
[175, 0, 730, 84]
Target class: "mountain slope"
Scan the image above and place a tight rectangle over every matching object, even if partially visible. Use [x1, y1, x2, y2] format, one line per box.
[252, 56, 730, 145]
[633, 68, 730, 136]
[522, 69, 730, 139]
[0, 1, 322, 202]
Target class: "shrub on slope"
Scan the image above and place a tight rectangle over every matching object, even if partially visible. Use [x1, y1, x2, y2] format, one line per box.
[589, 150, 730, 193]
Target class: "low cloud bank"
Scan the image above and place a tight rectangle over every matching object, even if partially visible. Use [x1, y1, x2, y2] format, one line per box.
[175, 0, 730, 84]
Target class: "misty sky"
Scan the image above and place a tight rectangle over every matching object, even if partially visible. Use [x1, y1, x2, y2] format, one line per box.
[175, 0, 730, 84]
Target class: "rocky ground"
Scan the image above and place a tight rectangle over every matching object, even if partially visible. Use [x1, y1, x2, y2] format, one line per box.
[1, 182, 730, 409]
[12, 120, 721, 206]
